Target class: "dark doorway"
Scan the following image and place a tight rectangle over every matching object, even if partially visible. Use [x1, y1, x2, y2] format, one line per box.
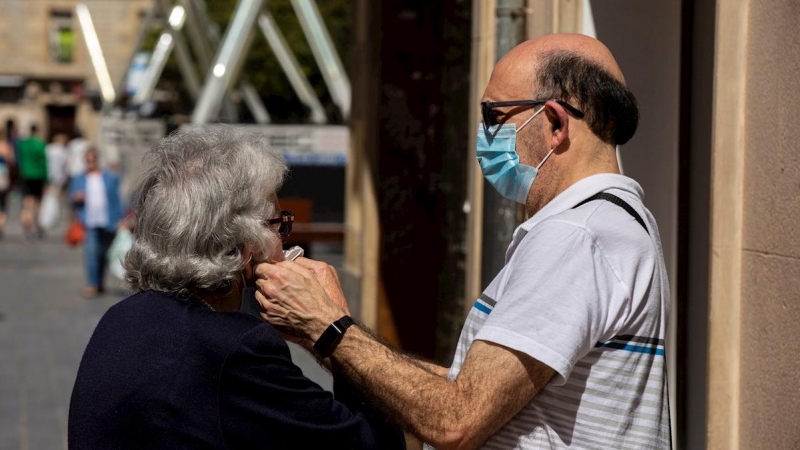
[676, 0, 715, 448]
[352, 0, 473, 361]
[46, 105, 76, 140]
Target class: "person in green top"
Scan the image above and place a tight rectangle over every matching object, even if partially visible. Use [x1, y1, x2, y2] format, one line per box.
[18, 124, 48, 239]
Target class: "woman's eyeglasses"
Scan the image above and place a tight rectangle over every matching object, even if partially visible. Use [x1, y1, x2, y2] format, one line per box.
[264, 210, 295, 239]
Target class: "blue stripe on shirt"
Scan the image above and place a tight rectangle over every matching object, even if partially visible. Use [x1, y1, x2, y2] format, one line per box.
[596, 341, 665, 356]
[473, 301, 492, 314]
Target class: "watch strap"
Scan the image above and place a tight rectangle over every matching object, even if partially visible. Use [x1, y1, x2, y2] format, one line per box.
[313, 315, 355, 358]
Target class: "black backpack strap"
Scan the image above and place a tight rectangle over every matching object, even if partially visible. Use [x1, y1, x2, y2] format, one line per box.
[573, 192, 649, 234]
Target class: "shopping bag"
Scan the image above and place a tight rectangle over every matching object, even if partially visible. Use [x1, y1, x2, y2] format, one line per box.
[65, 219, 85, 246]
[107, 228, 133, 280]
[38, 190, 60, 230]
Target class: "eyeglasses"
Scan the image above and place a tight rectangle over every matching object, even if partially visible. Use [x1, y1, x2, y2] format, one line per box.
[263, 210, 295, 239]
[480, 99, 585, 129]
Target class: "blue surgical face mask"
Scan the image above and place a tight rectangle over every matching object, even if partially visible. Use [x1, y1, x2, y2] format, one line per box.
[476, 106, 556, 204]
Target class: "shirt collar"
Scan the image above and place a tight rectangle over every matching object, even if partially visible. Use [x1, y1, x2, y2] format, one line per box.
[509, 173, 644, 243]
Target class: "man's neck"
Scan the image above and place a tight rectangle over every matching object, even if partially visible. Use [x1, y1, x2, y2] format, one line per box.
[525, 144, 620, 216]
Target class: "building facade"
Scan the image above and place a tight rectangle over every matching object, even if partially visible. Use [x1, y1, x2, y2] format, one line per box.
[0, 0, 151, 141]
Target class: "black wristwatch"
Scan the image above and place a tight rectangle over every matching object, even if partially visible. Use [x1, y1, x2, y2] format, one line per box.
[313, 316, 355, 358]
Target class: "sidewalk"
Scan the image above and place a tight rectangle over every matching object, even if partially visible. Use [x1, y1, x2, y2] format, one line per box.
[0, 192, 124, 450]
[0, 193, 331, 450]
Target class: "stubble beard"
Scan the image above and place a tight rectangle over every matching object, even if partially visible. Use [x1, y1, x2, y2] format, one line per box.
[519, 129, 557, 216]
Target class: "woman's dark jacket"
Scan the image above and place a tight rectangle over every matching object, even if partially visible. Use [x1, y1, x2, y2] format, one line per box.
[68, 290, 405, 449]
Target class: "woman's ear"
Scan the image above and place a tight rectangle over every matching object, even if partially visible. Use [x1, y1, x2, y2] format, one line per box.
[242, 245, 254, 280]
[544, 100, 570, 149]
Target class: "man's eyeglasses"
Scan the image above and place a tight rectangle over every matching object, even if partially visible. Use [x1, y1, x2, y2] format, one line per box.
[481, 99, 585, 129]
[264, 210, 295, 239]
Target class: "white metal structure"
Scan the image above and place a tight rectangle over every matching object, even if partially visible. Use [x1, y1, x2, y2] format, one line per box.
[290, 0, 351, 119]
[192, 0, 264, 123]
[106, 0, 350, 125]
[75, 3, 116, 106]
[258, 12, 327, 124]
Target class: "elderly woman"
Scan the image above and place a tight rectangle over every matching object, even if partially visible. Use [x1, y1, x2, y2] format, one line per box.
[68, 128, 403, 449]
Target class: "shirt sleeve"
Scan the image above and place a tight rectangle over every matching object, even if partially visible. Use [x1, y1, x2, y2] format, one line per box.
[218, 324, 406, 450]
[474, 220, 629, 385]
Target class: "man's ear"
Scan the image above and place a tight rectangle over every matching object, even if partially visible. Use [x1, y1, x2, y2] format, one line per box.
[544, 100, 570, 149]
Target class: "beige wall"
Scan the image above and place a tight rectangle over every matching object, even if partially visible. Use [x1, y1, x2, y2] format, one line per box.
[0, 0, 150, 83]
[739, 0, 800, 448]
[708, 0, 800, 448]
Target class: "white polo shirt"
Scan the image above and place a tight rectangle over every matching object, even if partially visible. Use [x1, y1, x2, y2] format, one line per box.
[444, 174, 670, 449]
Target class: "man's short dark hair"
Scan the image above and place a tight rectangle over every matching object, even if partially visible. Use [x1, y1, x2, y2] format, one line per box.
[536, 50, 639, 145]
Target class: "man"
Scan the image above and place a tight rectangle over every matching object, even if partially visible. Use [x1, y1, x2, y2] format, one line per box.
[255, 34, 671, 449]
[17, 124, 48, 238]
[68, 149, 122, 298]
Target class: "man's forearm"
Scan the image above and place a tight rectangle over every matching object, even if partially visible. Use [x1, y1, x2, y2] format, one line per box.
[329, 325, 472, 449]
[252, 259, 535, 447]
[338, 322, 450, 379]
[414, 358, 451, 378]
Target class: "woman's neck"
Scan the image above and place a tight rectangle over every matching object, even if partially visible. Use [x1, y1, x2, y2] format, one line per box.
[190, 278, 242, 312]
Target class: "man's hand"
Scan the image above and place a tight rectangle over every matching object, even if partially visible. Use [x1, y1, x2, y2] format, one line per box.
[254, 260, 346, 345]
[293, 257, 351, 315]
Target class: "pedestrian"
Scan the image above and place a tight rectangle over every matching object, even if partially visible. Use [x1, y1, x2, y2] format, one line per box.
[68, 149, 122, 298]
[5, 120, 20, 193]
[45, 133, 69, 194]
[0, 129, 14, 240]
[17, 124, 48, 239]
[68, 128, 404, 449]
[67, 128, 91, 186]
[255, 34, 671, 449]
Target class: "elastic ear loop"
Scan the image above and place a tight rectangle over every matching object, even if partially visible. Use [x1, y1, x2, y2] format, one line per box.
[517, 105, 546, 133]
[240, 250, 258, 293]
[517, 105, 555, 169]
[536, 147, 557, 170]
[240, 249, 254, 285]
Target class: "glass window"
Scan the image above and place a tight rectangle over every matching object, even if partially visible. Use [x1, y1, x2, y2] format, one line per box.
[50, 10, 75, 64]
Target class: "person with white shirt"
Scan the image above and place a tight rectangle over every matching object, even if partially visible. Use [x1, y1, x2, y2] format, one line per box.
[46, 133, 70, 191]
[69, 149, 123, 298]
[67, 130, 91, 181]
[253, 34, 671, 449]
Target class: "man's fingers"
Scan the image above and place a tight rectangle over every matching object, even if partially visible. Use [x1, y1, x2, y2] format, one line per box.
[275, 259, 316, 281]
[294, 256, 331, 273]
[255, 278, 274, 298]
[294, 257, 339, 285]
[255, 259, 314, 281]
[254, 261, 282, 279]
